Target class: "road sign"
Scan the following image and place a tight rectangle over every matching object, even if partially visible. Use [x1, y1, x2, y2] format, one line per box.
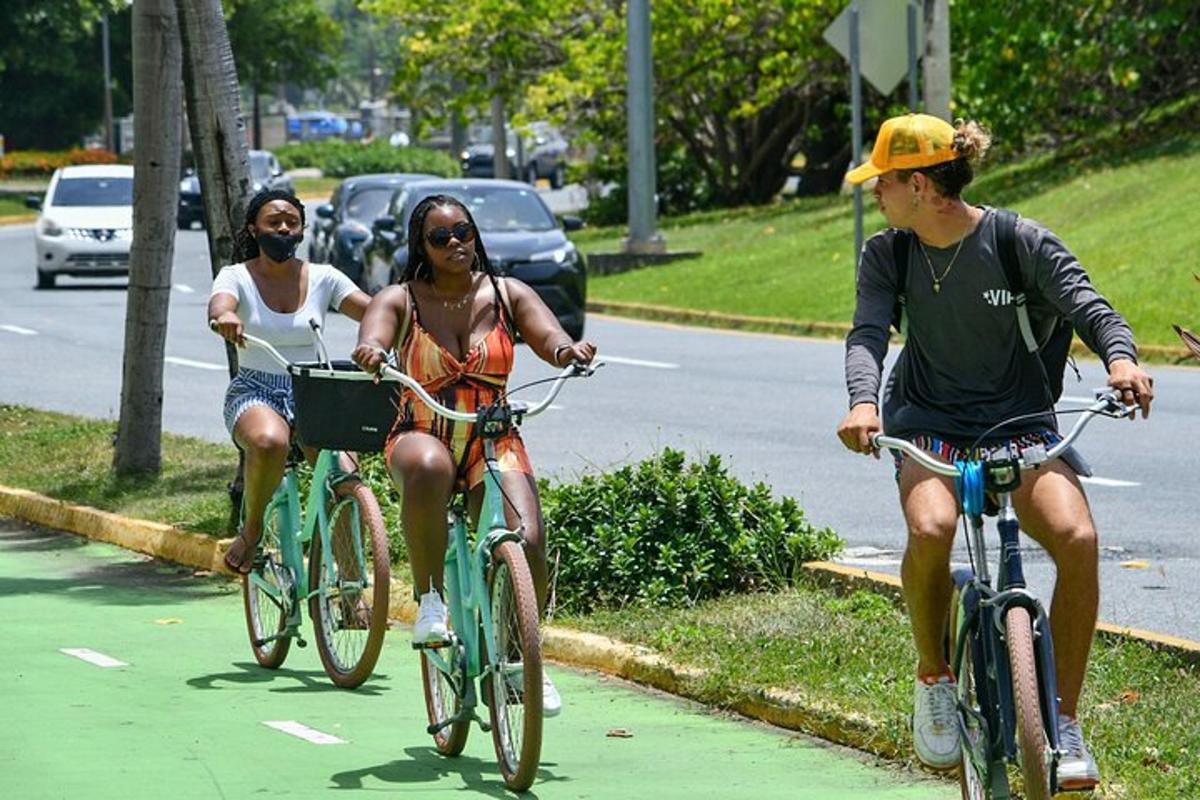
[824, 0, 923, 96]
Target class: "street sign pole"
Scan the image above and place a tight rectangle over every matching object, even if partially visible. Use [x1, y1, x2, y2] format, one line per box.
[623, 0, 665, 254]
[102, 14, 115, 153]
[907, 3, 919, 112]
[850, 3, 863, 265]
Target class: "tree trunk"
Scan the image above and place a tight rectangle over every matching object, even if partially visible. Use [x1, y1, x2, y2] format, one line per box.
[252, 82, 262, 149]
[488, 71, 510, 180]
[113, 0, 183, 477]
[176, 0, 251, 379]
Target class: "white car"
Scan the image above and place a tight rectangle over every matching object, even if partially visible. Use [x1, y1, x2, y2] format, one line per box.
[30, 164, 134, 289]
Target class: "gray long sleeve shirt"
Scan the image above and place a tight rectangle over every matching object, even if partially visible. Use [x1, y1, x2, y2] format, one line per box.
[844, 207, 1138, 443]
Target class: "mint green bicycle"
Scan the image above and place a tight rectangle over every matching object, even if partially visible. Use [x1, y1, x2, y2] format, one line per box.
[379, 359, 598, 792]
[219, 326, 393, 689]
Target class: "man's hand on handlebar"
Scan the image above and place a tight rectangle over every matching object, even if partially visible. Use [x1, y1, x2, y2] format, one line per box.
[1106, 358, 1153, 420]
[210, 312, 244, 346]
[837, 402, 881, 458]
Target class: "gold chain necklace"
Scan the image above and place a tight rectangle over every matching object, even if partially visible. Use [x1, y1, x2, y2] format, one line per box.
[434, 277, 477, 311]
[918, 234, 967, 294]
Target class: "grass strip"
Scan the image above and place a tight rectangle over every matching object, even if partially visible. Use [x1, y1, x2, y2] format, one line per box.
[3, 404, 1197, 798]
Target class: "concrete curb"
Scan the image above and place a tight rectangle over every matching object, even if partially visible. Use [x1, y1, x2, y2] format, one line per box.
[0, 214, 36, 227]
[587, 300, 1195, 364]
[5, 481, 1199, 766]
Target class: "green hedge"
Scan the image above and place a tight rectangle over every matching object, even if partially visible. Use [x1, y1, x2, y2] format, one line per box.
[274, 141, 457, 179]
[540, 449, 842, 614]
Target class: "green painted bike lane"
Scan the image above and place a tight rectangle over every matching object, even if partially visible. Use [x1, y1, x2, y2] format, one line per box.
[0, 519, 953, 799]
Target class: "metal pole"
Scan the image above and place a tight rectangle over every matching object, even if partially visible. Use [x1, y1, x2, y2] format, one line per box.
[907, 3, 919, 112]
[102, 14, 115, 153]
[850, 3, 863, 264]
[623, 0, 664, 254]
[923, 0, 952, 120]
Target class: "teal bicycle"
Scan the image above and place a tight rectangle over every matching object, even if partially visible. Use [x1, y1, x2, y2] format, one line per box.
[218, 325, 393, 689]
[379, 359, 598, 792]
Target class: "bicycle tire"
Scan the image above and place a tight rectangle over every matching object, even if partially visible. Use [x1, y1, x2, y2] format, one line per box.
[421, 644, 470, 756]
[308, 480, 391, 688]
[242, 504, 292, 669]
[1005, 605, 1052, 800]
[484, 540, 543, 792]
[950, 586, 988, 800]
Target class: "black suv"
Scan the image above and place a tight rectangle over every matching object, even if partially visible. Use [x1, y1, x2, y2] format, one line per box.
[460, 123, 569, 189]
[367, 179, 587, 340]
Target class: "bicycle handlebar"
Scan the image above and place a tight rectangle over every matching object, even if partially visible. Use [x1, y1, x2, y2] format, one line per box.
[870, 390, 1136, 478]
[209, 319, 293, 370]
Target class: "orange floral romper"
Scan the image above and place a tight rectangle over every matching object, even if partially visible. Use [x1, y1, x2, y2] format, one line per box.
[384, 284, 534, 490]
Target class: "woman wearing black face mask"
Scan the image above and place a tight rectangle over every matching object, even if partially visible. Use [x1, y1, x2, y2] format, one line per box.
[208, 189, 371, 574]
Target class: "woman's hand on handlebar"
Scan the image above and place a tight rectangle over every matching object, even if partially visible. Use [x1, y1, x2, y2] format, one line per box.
[557, 341, 597, 367]
[837, 402, 882, 458]
[210, 311, 244, 346]
[351, 342, 390, 380]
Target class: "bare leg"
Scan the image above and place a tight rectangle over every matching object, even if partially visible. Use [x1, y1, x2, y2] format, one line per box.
[470, 471, 547, 613]
[387, 432, 456, 596]
[898, 458, 960, 677]
[227, 406, 290, 570]
[1011, 460, 1099, 718]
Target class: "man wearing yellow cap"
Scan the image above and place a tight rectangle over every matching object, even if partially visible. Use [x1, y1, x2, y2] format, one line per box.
[836, 113, 1154, 789]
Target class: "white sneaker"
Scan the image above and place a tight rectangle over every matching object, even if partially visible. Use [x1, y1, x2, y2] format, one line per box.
[501, 666, 562, 718]
[541, 674, 562, 718]
[1056, 715, 1100, 790]
[912, 675, 960, 769]
[412, 590, 448, 645]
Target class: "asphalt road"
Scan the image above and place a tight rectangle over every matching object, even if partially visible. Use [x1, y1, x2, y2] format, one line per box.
[2, 220, 1197, 641]
[0, 517, 952, 799]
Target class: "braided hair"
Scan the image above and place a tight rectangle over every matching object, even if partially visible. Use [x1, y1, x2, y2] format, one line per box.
[402, 194, 497, 284]
[233, 188, 307, 261]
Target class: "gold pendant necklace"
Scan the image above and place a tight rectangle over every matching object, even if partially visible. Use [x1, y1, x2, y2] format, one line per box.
[434, 277, 476, 311]
[918, 234, 967, 294]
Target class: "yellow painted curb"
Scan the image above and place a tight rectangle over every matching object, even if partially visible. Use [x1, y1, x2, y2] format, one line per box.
[0, 213, 36, 227]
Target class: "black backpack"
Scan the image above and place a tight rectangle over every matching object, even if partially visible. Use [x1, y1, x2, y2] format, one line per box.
[890, 209, 1077, 401]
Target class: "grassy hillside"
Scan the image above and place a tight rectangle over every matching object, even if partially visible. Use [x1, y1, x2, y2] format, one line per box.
[580, 136, 1200, 350]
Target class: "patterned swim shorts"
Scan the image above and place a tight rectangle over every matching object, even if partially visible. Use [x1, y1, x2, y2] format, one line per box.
[222, 368, 295, 435]
[891, 430, 1064, 481]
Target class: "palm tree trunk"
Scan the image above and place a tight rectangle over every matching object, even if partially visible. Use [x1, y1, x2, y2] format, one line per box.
[113, 0, 183, 477]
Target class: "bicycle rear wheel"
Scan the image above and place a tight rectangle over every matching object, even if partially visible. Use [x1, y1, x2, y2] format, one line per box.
[950, 587, 988, 800]
[308, 480, 392, 688]
[484, 540, 543, 792]
[243, 504, 292, 669]
[421, 644, 470, 756]
[1005, 605, 1052, 800]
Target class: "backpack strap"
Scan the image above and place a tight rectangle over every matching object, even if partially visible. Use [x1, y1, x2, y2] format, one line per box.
[891, 229, 911, 335]
[993, 208, 1039, 354]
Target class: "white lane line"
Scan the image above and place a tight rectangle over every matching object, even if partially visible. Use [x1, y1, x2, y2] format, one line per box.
[60, 648, 128, 668]
[174, 283, 196, 294]
[1, 324, 38, 336]
[263, 721, 347, 745]
[1080, 476, 1141, 488]
[165, 356, 226, 371]
[602, 354, 680, 370]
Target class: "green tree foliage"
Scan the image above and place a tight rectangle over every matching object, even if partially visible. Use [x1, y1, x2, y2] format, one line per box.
[224, 0, 341, 94]
[953, 1, 1200, 153]
[0, 1, 132, 151]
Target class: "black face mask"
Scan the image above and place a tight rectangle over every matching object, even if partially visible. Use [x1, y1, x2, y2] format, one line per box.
[255, 231, 302, 263]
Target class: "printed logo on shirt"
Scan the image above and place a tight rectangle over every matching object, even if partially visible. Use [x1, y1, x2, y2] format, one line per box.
[982, 288, 1013, 307]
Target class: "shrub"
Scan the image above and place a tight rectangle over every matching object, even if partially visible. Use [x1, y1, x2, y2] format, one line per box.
[274, 140, 457, 179]
[540, 449, 842, 615]
[0, 148, 118, 178]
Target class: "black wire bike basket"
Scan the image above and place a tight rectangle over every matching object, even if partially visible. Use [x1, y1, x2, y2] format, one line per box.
[287, 360, 399, 452]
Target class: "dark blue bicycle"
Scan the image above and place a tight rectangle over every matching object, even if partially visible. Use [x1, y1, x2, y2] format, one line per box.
[874, 390, 1133, 800]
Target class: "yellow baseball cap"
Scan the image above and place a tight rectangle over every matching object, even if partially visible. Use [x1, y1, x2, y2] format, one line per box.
[846, 114, 959, 185]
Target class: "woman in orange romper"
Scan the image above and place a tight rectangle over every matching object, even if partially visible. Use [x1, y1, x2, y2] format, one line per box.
[353, 194, 595, 713]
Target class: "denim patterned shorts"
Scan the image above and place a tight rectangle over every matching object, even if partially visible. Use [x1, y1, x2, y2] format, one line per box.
[223, 368, 295, 435]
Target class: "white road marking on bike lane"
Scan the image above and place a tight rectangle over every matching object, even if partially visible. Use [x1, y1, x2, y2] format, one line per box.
[1, 324, 38, 336]
[173, 283, 195, 294]
[165, 356, 226, 371]
[60, 648, 128, 668]
[602, 354, 680, 369]
[1079, 476, 1141, 488]
[263, 720, 347, 744]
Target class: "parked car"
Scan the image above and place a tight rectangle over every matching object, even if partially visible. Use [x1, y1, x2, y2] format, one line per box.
[367, 179, 587, 339]
[287, 110, 349, 141]
[309, 173, 438, 293]
[29, 164, 134, 289]
[177, 150, 293, 229]
[460, 122, 569, 189]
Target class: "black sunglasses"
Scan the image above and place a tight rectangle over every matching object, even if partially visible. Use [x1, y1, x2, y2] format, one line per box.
[425, 221, 475, 248]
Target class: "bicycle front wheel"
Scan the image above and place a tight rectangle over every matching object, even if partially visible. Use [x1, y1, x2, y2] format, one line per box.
[243, 504, 292, 669]
[1005, 606, 1052, 800]
[421, 644, 470, 756]
[950, 586, 988, 800]
[308, 480, 391, 688]
[484, 540, 543, 792]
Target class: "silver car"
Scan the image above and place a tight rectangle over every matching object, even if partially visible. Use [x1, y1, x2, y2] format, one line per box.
[29, 164, 134, 289]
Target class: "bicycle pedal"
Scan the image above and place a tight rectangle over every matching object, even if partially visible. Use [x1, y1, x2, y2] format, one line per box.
[412, 639, 452, 651]
[296, 638, 307, 648]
